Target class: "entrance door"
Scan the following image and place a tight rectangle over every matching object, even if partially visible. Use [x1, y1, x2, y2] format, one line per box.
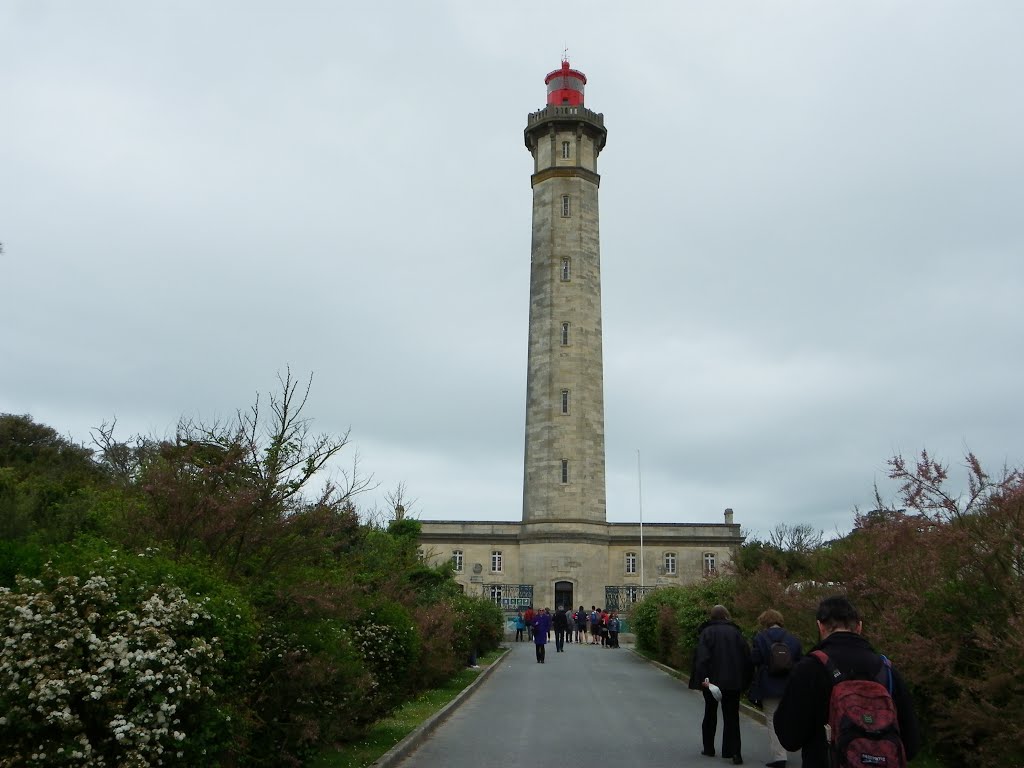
[554, 581, 573, 611]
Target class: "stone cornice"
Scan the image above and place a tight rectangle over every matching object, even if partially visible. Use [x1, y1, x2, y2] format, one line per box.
[530, 166, 601, 188]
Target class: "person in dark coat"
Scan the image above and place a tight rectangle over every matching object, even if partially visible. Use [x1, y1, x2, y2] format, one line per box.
[532, 608, 552, 663]
[689, 604, 752, 764]
[773, 596, 920, 768]
[751, 608, 803, 768]
[553, 605, 569, 652]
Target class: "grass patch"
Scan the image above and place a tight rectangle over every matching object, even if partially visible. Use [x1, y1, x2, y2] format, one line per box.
[310, 647, 508, 768]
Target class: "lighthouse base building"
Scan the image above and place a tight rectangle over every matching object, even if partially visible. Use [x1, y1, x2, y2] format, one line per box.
[418, 60, 743, 615]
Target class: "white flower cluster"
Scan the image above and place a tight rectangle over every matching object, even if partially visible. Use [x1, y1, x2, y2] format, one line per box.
[0, 563, 224, 766]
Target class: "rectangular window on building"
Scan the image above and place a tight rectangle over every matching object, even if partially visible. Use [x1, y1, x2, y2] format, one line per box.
[561, 195, 571, 217]
[452, 550, 463, 573]
[626, 586, 639, 603]
[664, 552, 677, 575]
[561, 258, 570, 281]
[489, 585, 503, 605]
[561, 389, 570, 415]
[561, 322, 570, 346]
[417, 548, 425, 562]
[562, 140, 571, 159]
[704, 552, 717, 575]
[491, 550, 503, 573]
[560, 459, 569, 484]
[625, 552, 637, 574]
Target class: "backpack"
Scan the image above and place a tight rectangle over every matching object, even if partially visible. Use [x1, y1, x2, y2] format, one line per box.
[590, 610, 599, 625]
[767, 639, 794, 676]
[811, 650, 907, 768]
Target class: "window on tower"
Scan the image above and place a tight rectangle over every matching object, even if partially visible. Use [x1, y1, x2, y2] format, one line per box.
[561, 258, 571, 281]
[561, 195, 571, 217]
[560, 459, 569, 484]
[562, 141, 571, 159]
[561, 389, 570, 414]
[561, 322, 570, 346]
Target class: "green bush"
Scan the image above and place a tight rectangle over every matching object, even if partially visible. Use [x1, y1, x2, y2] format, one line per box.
[0, 557, 247, 767]
[632, 578, 738, 671]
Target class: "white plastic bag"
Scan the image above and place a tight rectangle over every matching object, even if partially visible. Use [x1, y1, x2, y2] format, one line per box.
[703, 678, 723, 702]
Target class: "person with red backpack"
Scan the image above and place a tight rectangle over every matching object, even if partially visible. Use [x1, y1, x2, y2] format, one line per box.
[773, 596, 920, 768]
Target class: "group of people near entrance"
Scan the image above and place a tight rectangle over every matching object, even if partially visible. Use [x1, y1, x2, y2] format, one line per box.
[513, 605, 621, 662]
[691, 596, 920, 768]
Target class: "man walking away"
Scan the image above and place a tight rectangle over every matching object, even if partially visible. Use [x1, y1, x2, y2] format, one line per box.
[553, 605, 568, 652]
[773, 596, 920, 768]
[690, 604, 752, 764]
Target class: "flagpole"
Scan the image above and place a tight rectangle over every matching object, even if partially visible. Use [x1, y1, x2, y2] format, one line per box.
[637, 449, 644, 589]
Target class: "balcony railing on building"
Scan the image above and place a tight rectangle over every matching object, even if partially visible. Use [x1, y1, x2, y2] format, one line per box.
[604, 585, 658, 613]
[484, 583, 534, 611]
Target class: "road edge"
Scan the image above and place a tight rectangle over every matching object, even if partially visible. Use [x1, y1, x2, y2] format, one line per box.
[370, 647, 509, 767]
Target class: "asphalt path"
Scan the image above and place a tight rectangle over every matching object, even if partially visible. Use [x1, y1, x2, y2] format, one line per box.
[395, 639, 802, 768]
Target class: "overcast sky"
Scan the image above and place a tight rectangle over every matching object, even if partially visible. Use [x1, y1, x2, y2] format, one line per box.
[2, 1, 1022, 540]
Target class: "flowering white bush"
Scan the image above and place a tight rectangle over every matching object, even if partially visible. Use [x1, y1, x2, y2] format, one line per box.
[0, 561, 225, 767]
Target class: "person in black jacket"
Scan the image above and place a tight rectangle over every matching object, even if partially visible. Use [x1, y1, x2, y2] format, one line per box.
[689, 604, 753, 764]
[751, 609, 803, 768]
[773, 596, 921, 768]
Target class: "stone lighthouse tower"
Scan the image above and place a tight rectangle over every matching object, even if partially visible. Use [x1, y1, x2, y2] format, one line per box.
[416, 61, 742, 616]
[522, 59, 608, 527]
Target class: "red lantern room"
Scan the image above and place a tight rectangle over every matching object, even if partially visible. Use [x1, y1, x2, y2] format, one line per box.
[545, 59, 587, 107]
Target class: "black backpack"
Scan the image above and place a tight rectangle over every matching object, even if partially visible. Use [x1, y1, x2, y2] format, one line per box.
[767, 639, 794, 676]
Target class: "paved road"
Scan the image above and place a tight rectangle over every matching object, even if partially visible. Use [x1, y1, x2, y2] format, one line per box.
[396, 639, 802, 768]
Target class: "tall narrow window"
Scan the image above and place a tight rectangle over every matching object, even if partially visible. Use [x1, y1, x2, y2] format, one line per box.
[489, 585, 503, 605]
[560, 459, 569, 484]
[703, 552, 717, 575]
[561, 195, 571, 217]
[625, 552, 637, 574]
[560, 322, 570, 346]
[561, 140, 571, 159]
[626, 586, 639, 603]
[417, 548, 425, 562]
[561, 389, 570, 415]
[452, 550, 464, 573]
[491, 550, 503, 573]
[561, 258, 571, 281]
[664, 552, 677, 575]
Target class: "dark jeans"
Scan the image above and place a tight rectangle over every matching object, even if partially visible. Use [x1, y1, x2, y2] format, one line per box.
[554, 629, 565, 651]
[515, 628, 523, 641]
[701, 688, 741, 757]
[535, 643, 546, 662]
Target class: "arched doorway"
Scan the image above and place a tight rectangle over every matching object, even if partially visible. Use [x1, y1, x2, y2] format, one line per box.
[554, 580, 573, 611]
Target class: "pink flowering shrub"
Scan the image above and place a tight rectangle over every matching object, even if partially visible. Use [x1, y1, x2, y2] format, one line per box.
[0, 560, 235, 767]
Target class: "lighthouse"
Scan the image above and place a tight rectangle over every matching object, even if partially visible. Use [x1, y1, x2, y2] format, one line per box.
[416, 61, 742, 616]
[522, 59, 609, 527]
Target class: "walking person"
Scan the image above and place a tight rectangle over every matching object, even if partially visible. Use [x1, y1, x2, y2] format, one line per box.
[576, 606, 586, 644]
[688, 604, 752, 764]
[553, 605, 568, 652]
[524, 605, 535, 641]
[514, 609, 526, 642]
[750, 609, 802, 768]
[773, 596, 920, 768]
[533, 607, 551, 663]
